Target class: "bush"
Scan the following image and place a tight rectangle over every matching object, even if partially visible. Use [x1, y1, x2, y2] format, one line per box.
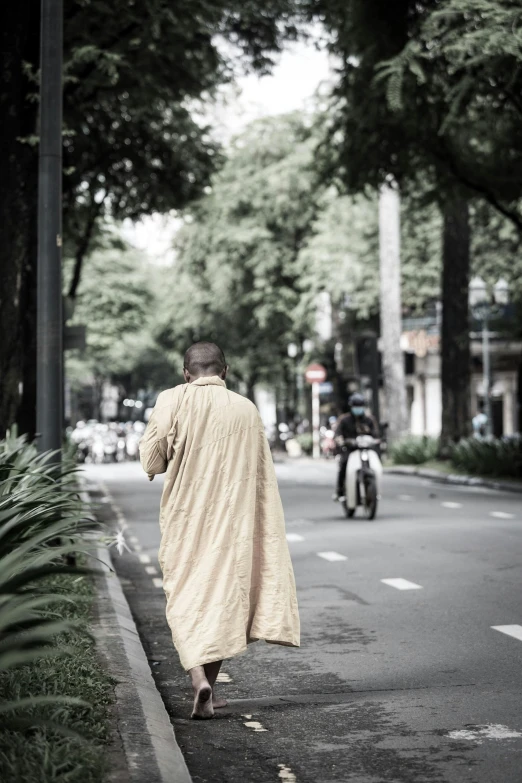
[0, 434, 111, 781]
[389, 435, 439, 465]
[295, 433, 313, 455]
[0, 571, 113, 783]
[450, 436, 522, 479]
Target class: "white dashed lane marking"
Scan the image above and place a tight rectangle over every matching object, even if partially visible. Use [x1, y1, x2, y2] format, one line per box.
[398, 494, 414, 501]
[492, 625, 522, 642]
[448, 724, 522, 743]
[490, 511, 515, 519]
[286, 533, 305, 542]
[216, 672, 232, 683]
[242, 714, 268, 732]
[145, 565, 158, 575]
[278, 764, 297, 781]
[381, 578, 423, 591]
[152, 577, 163, 589]
[138, 553, 151, 564]
[441, 502, 462, 509]
[317, 551, 347, 562]
[286, 518, 314, 528]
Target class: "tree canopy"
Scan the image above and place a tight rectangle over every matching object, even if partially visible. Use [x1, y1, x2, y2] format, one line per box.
[0, 0, 300, 435]
[155, 113, 322, 395]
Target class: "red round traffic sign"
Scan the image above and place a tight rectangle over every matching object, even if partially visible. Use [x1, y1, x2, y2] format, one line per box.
[304, 363, 327, 384]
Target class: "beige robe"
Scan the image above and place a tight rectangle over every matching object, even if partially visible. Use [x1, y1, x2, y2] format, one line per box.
[139, 375, 300, 670]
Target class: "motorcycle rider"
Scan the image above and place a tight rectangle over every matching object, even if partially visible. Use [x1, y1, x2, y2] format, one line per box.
[333, 392, 379, 502]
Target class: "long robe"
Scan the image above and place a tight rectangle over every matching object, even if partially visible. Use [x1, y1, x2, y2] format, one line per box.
[139, 375, 300, 670]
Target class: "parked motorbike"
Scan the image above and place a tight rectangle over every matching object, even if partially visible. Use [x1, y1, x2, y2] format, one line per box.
[320, 427, 337, 459]
[341, 435, 383, 520]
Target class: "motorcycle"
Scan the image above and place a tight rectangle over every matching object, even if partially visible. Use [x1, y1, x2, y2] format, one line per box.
[341, 435, 383, 520]
[320, 426, 337, 459]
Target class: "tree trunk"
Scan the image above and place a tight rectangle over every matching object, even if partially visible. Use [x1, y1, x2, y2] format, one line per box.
[68, 196, 102, 299]
[0, 3, 40, 438]
[378, 180, 409, 443]
[246, 374, 257, 404]
[439, 195, 471, 454]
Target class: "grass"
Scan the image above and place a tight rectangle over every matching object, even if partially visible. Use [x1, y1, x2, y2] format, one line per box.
[0, 567, 114, 783]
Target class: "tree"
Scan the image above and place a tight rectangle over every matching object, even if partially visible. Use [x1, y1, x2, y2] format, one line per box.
[64, 234, 176, 417]
[1, 0, 300, 437]
[304, 0, 522, 447]
[156, 114, 322, 400]
[378, 182, 408, 441]
[159, 110, 449, 416]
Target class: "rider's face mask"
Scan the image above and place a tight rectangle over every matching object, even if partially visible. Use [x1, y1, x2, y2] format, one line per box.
[351, 406, 365, 417]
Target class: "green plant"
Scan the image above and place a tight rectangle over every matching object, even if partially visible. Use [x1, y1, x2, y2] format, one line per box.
[0, 435, 97, 731]
[296, 433, 313, 456]
[0, 571, 113, 783]
[389, 435, 439, 465]
[450, 437, 522, 478]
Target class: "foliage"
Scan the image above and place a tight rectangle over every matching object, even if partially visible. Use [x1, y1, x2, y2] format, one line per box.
[64, 232, 177, 395]
[2, 0, 301, 435]
[0, 435, 101, 737]
[297, 188, 443, 324]
[305, 0, 522, 446]
[375, 0, 522, 227]
[295, 433, 313, 456]
[471, 202, 522, 320]
[450, 437, 522, 479]
[61, 0, 302, 287]
[156, 113, 323, 390]
[296, 191, 380, 323]
[0, 571, 113, 783]
[309, 0, 522, 219]
[389, 435, 439, 465]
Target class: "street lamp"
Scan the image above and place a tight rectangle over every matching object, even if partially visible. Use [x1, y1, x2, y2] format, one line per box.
[469, 276, 510, 438]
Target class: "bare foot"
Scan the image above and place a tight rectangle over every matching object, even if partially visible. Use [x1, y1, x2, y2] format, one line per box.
[212, 696, 228, 709]
[191, 682, 214, 720]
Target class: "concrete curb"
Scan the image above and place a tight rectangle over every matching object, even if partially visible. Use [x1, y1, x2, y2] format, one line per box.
[385, 466, 522, 494]
[92, 544, 192, 783]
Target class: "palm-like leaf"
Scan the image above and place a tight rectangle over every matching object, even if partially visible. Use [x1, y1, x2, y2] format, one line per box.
[0, 434, 105, 734]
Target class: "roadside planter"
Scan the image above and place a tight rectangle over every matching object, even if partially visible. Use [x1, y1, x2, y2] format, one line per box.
[0, 435, 113, 782]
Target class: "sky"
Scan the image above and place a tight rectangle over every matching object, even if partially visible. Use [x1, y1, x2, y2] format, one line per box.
[122, 39, 332, 264]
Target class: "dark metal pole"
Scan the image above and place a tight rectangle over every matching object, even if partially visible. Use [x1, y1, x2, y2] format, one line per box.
[37, 0, 63, 455]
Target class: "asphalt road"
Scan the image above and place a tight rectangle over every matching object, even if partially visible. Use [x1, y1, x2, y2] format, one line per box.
[84, 459, 522, 783]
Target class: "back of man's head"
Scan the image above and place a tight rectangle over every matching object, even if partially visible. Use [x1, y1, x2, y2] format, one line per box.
[183, 342, 226, 379]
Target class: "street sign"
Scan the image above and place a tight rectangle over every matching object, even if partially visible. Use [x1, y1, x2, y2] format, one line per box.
[319, 382, 333, 394]
[305, 363, 327, 384]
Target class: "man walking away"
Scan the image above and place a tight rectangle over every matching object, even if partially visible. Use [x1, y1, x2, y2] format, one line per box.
[139, 342, 300, 719]
[333, 392, 379, 502]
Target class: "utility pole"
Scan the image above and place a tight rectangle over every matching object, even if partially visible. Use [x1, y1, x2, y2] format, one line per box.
[378, 179, 408, 443]
[37, 0, 63, 455]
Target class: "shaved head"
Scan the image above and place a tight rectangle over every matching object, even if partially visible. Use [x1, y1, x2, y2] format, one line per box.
[183, 342, 227, 380]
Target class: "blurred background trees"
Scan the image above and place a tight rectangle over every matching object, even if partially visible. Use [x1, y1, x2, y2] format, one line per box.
[2, 0, 521, 446]
[0, 0, 300, 437]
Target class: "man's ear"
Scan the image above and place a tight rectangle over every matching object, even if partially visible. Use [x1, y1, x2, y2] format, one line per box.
[183, 368, 191, 383]
[221, 365, 228, 380]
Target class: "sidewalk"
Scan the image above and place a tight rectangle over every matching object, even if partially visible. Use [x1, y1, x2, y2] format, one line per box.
[86, 478, 192, 783]
[385, 465, 522, 494]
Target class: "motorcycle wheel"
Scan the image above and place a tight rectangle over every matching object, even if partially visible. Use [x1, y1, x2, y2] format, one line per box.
[363, 477, 378, 520]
